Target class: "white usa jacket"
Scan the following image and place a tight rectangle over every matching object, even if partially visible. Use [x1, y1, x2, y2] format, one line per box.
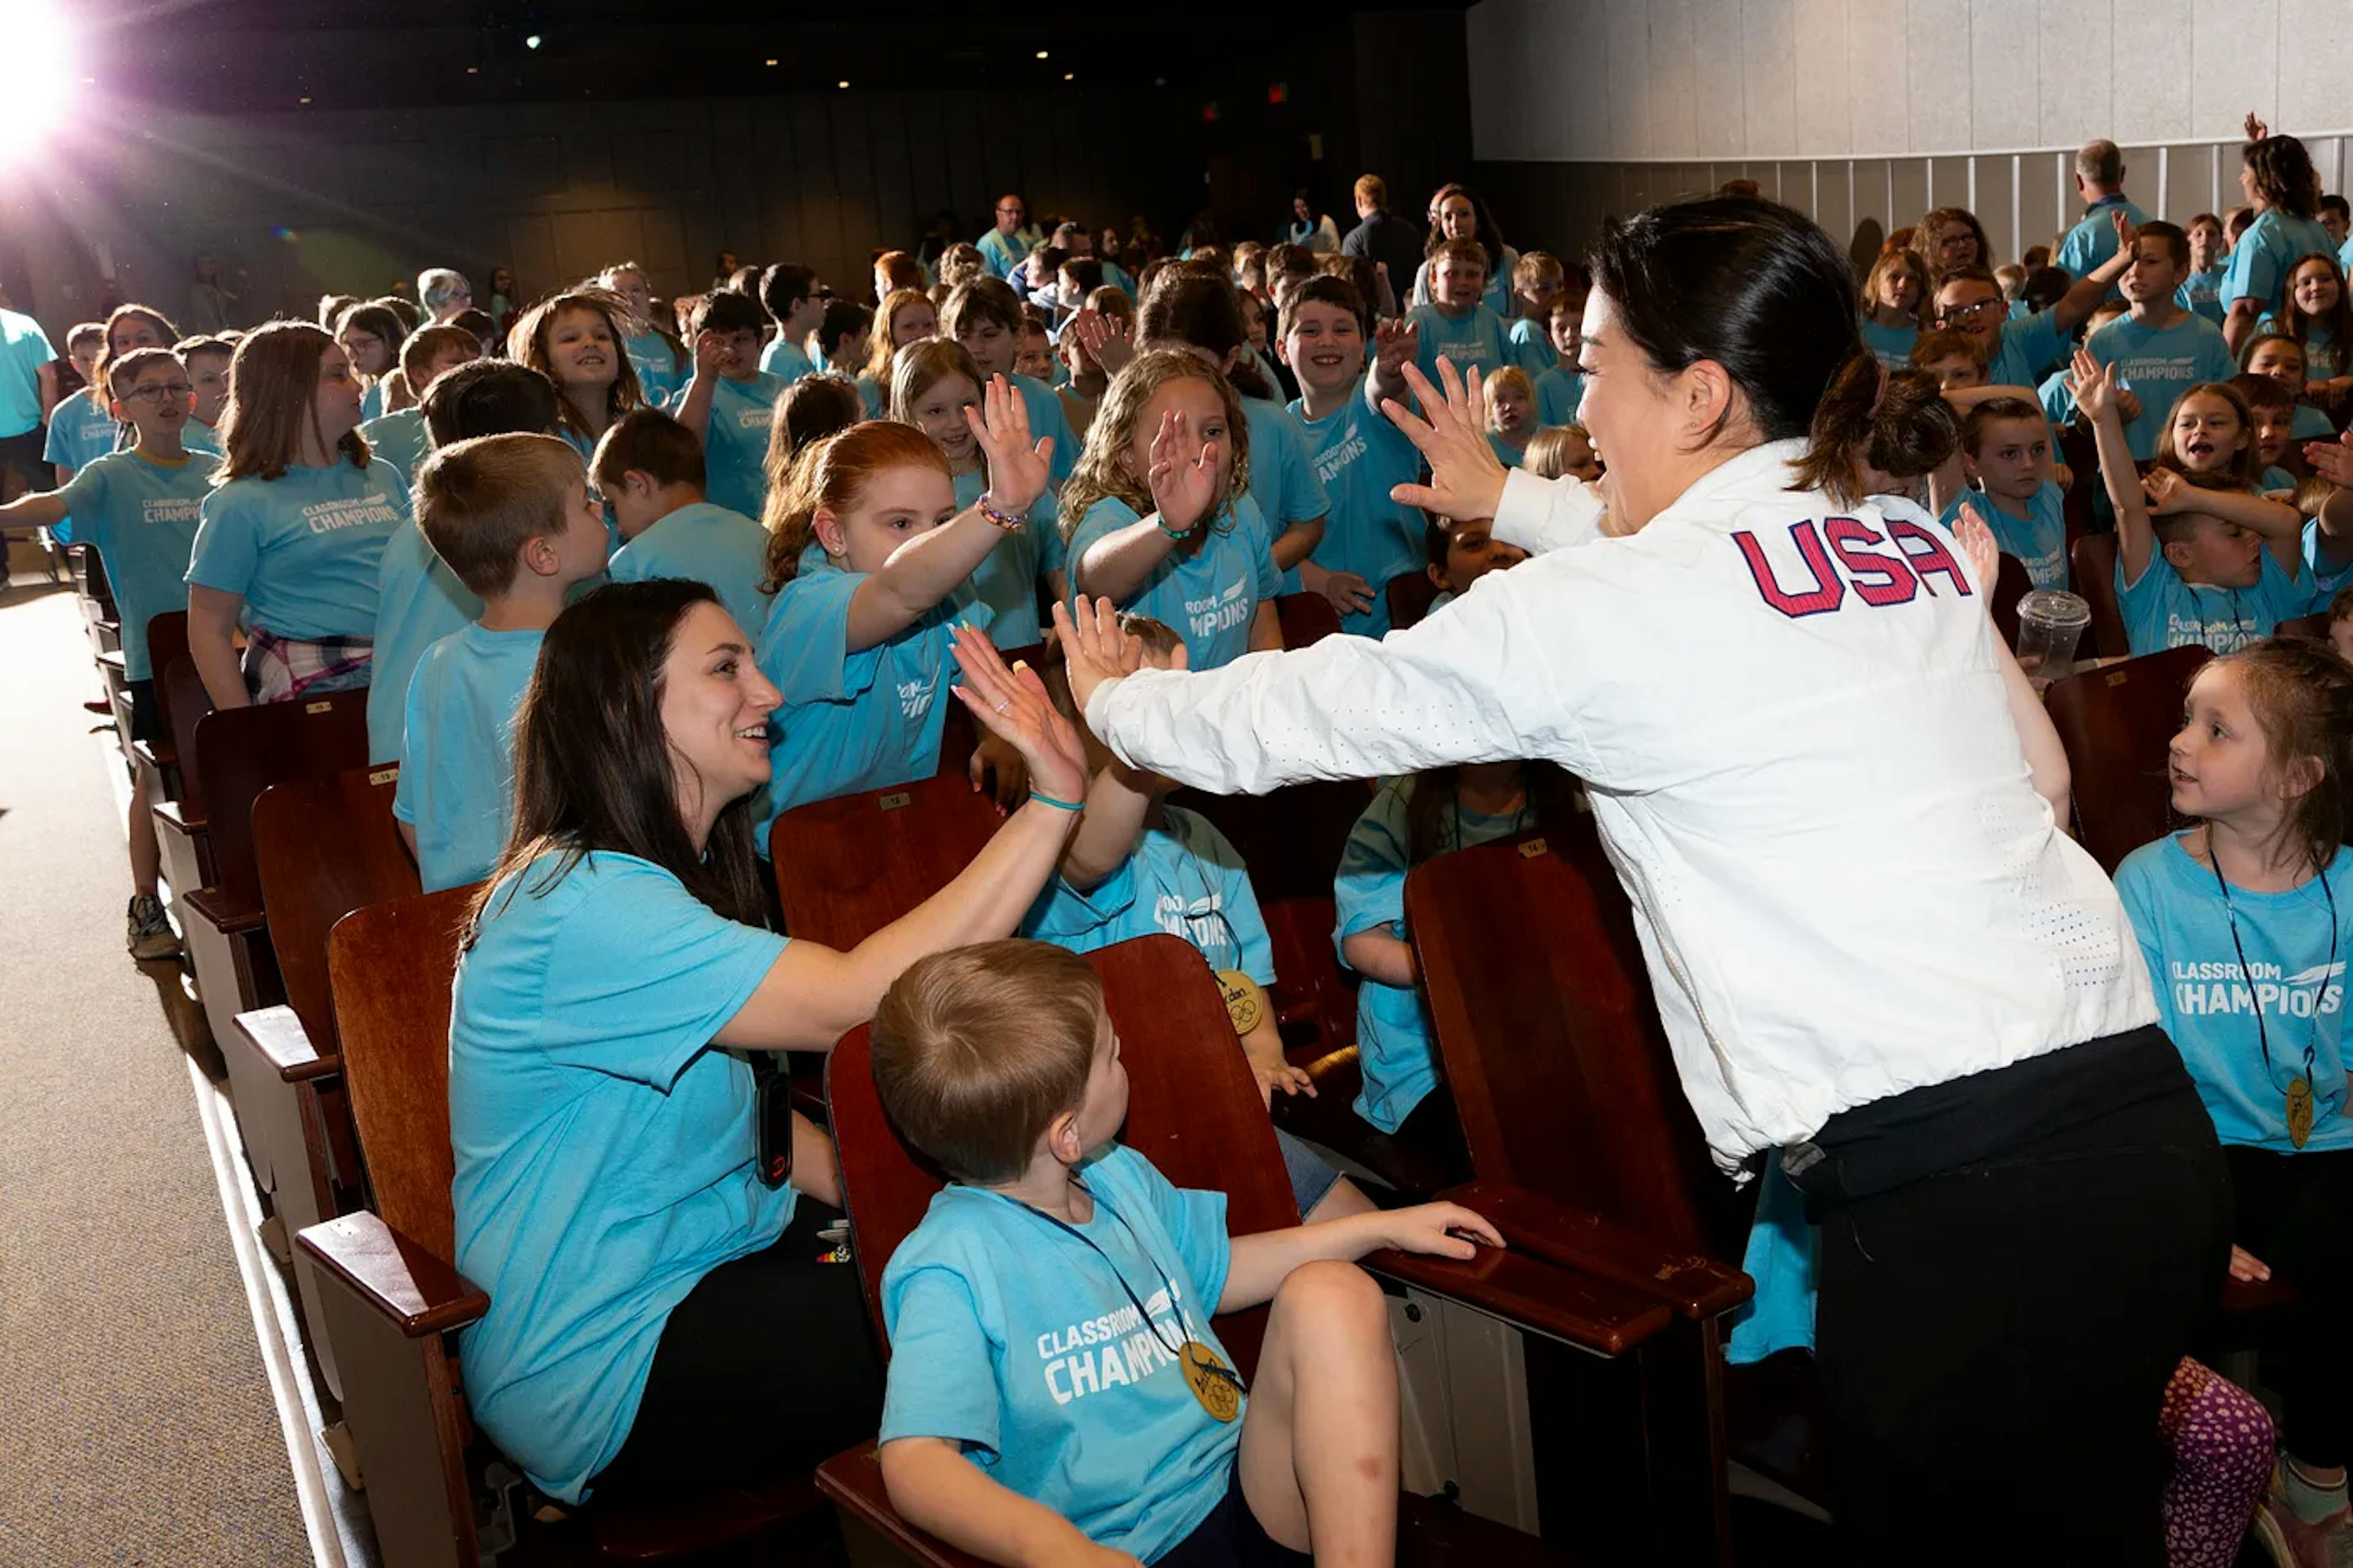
[1085, 438, 2157, 1170]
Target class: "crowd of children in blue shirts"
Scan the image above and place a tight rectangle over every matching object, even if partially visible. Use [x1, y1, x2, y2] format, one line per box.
[16, 122, 2353, 1562]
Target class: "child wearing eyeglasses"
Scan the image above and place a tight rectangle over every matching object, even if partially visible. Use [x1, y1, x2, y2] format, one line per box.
[1930, 216, 2134, 388]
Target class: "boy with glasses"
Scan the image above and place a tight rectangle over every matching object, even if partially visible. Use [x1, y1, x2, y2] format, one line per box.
[1931, 224, 2132, 390]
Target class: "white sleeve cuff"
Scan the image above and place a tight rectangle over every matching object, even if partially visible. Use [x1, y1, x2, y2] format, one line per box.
[1492, 467, 1607, 555]
[1081, 673, 1127, 749]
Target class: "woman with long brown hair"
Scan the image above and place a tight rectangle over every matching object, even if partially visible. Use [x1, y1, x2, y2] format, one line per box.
[183, 321, 408, 705]
[447, 574, 1085, 1510]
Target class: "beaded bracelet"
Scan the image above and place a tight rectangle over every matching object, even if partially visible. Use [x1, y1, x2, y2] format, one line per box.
[977, 491, 1028, 532]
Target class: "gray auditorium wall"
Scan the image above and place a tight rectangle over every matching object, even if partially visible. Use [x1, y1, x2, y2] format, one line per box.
[1466, 0, 2353, 258]
[0, 86, 1187, 344]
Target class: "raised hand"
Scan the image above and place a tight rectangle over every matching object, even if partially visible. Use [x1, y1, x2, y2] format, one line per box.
[1051, 597, 1152, 728]
[1146, 408, 1221, 535]
[2110, 206, 2140, 253]
[2229, 1244, 2271, 1282]
[1954, 502, 2000, 596]
[2305, 434, 2353, 488]
[2142, 465, 2192, 515]
[1382, 357, 1509, 522]
[2064, 346, 2117, 422]
[965, 373, 1053, 515]
[692, 328, 727, 376]
[1372, 317, 1419, 377]
[948, 625, 1087, 806]
[1379, 1201, 1505, 1259]
[1070, 309, 1135, 379]
[2245, 110, 2271, 145]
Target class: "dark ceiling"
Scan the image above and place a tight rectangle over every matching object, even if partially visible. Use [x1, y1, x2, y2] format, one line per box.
[72, 2, 1474, 114]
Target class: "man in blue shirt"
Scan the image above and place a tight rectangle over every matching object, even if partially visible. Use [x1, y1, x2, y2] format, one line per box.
[2056, 141, 2152, 301]
[0, 289, 55, 502]
[977, 194, 1033, 282]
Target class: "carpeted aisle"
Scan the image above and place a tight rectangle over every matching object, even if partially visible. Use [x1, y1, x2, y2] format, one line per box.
[0, 574, 314, 1566]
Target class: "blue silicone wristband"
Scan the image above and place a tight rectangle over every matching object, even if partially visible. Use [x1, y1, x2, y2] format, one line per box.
[1028, 792, 1085, 813]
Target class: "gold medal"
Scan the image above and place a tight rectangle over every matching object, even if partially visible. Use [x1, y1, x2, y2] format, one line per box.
[1180, 1339, 1243, 1422]
[2289, 1077, 2315, 1149]
[1216, 969, 1267, 1037]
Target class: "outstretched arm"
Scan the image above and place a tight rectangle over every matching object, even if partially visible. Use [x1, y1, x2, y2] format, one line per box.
[2068, 348, 2154, 582]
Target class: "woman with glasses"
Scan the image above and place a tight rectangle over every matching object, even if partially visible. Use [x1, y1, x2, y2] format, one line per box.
[1919, 205, 1993, 276]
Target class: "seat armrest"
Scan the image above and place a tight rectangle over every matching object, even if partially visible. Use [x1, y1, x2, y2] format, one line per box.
[1366, 1246, 1673, 1357]
[154, 798, 208, 836]
[232, 1004, 340, 1083]
[815, 1442, 995, 1568]
[96, 648, 126, 677]
[297, 1211, 488, 1339]
[1439, 1179, 1752, 1320]
[131, 738, 176, 773]
[182, 885, 265, 935]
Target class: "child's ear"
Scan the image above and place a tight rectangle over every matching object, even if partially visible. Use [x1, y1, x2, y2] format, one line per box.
[2279, 752, 2327, 804]
[1219, 345, 1242, 376]
[811, 506, 849, 559]
[2161, 536, 2196, 572]
[1043, 1109, 1085, 1168]
[521, 532, 563, 580]
[1959, 450, 1983, 483]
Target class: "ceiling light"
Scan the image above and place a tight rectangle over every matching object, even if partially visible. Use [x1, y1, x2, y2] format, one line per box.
[765, 58, 778, 66]
[1035, 50, 1048, 59]
[837, 80, 849, 89]
[1063, 72, 1074, 81]
[525, 33, 542, 49]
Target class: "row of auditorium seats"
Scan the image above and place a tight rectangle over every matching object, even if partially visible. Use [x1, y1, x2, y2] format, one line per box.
[59, 542, 2299, 1566]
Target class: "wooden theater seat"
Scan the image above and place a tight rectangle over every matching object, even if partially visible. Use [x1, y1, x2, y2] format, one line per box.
[1387, 568, 1441, 633]
[2068, 532, 2127, 664]
[297, 887, 824, 1567]
[2276, 611, 2331, 642]
[129, 610, 191, 795]
[1988, 552, 2030, 651]
[1273, 589, 1343, 649]
[151, 656, 217, 901]
[2043, 645, 2213, 874]
[769, 771, 1007, 945]
[817, 933, 1659, 1567]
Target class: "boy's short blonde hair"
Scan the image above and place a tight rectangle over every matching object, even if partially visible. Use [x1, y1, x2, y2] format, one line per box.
[872, 941, 1106, 1183]
[415, 432, 582, 598]
[1522, 425, 1579, 480]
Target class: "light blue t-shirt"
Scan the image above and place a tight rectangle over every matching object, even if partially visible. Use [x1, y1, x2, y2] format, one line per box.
[607, 499, 772, 641]
[2085, 312, 2237, 460]
[751, 556, 988, 851]
[624, 331, 681, 406]
[857, 373, 885, 418]
[2056, 194, 2153, 299]
[360, 380, 385, 425]
[1290, 383, 1424, 638]
[2036, 365, 2078, 430]
[2222, 210, 2340, 319]
[2118, 538, 2304, 655]
[2293, 403, 2337, 440]
[2116, 836, 2353, 1154]
[879, 1145, 1236, 1564]
[950, 467, 1061, 645]
[1021, 805, 1275, 986]
[451, 850, 794, 1504]
[1064, 494, 1283, 673]
[55, 447, 216, 680]
[358, 406, 430, 488]
[1407, 301, 1513, 386]
[1940, 481, 2067, 592]
[1858, 315, 1919, 371]
[1506, 316, 1557, 377]
[391, 622, 542, 892]
[672, 373, 784, 521]
[1334, 776, 1533, 1133]
[1408, 257, 1513, 319]
[0, 308, 54, 439]
[976, 228, 1026, 281]
[368, 523, 485, 764]
[185, 458, 411, 639]
[43, 392, 123, 543]
[1010, 372, 1080, 485]
[183, 419, 222, 457]
[1724, 1166, 1817, 1365]
[1985, 309, 2069, 392]
[1240, 395, 1328, 595]
[2178, 265, 2229, 325]
[2304, 519, 2353, 613]
[758, 336, 814, 386]
[1534, 366, 1584, 427]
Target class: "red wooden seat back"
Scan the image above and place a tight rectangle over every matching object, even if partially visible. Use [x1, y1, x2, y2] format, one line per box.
[326, 885, 477, 1263]
[1169, 779, 1375, 1051]
[2278, 612, 2331, 642]
[191, 688, 371, 910]
[1406, 822, 1724, 1257]
[253, 765, 423, 1056]
[143, 610, 189, 739]
[2069, 532, 2127, 664]
[162, 656, 215, 819]
[2056, 426, 2099, 572]
[1990, 552, 2031, 650]
[1386, 569, 1439, 633]
[1273, 590, 1341, 649]
[2044, 645, 2213, 874]
[770, 771, 1009, 946]
[827, 933, 1297, 1376]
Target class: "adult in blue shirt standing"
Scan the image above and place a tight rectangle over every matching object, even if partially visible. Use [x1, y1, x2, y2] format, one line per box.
[976, 193, 1033, 282]
[2222, 115, 2341, 356]
[449, 575, 1089, 1508]
[2056, 140, 2152, 301]
[0, 289, 54, 501]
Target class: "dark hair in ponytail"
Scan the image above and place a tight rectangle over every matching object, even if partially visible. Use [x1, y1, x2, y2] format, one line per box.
[1135, 270, 1275, 400]
[1588, 195, 1874, 501]
[1792, 357, 1962, 500]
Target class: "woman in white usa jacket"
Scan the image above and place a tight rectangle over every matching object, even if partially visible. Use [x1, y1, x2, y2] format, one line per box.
[1055, 196, 2227, 1562]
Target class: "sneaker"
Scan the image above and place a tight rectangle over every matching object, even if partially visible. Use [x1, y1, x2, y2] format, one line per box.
[126, 893, 180, 960]
[2256, 1493, 2353, 1567]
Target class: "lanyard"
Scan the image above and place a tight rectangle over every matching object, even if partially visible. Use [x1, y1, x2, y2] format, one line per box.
[2207, 828, 2339, 1094]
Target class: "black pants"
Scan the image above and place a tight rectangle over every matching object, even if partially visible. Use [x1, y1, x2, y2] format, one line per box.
[1792, 1027, 2231, 1564]
[2222, 1144, 2353, 1466]
[589, 1201, 885, 1500]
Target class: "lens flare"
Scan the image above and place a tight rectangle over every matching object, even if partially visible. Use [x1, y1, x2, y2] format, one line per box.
[0, 3, 74, 156]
